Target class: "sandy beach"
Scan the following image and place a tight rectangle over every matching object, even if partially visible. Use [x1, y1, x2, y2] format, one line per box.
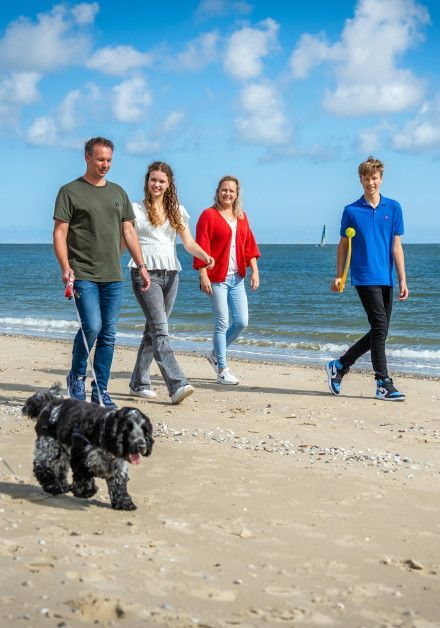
[0, 334, 439, 627]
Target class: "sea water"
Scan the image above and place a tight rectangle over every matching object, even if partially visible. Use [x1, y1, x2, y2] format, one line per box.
[1, 244, 439, 376]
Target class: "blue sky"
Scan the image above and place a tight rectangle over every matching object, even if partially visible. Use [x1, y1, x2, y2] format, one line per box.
[1, 0, 440, 243]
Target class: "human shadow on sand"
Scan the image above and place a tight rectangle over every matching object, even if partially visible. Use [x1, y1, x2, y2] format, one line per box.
[1, 375, 369, 401]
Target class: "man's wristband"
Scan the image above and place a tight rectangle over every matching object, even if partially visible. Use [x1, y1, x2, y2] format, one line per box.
[137, 263, 148, 270]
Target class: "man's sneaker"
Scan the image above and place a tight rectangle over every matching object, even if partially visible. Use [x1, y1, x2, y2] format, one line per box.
[91, 389, 118, 408]
[217, 368, 239, 385]
[66, 372, 86, 401]
[326, 359, 348, 396]
[170, 384, 194, 405]
[375, 378, 406, 402]
[206, 350, 218, 374]
[129, 387, 157, 400]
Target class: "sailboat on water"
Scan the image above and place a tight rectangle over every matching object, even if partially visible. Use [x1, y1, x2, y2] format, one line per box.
[317, 224, 326, 247]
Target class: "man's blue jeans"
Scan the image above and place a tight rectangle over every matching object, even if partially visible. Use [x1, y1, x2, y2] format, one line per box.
[71, 280, 122, 392]
[209, 272, 248, 371]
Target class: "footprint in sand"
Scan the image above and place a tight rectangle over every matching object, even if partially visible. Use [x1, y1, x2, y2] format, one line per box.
[67, 593, 125, 624]
[161, 518, 194, 534]
[264, 585, 300, 598]
[191, 587, 236, 602]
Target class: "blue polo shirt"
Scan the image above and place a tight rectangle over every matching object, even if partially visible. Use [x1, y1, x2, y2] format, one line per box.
[340, 195, 404, 286]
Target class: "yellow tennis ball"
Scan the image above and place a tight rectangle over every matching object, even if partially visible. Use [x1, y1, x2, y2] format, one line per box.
[345, 227, 356, 238]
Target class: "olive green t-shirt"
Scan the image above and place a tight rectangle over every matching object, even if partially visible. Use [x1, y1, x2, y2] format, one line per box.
[54, 177, 135, 282]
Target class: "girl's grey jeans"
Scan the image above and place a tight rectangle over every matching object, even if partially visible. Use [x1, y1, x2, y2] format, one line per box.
[130, 269, 188, 397]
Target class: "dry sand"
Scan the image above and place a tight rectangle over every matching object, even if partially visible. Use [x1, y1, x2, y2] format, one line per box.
[0, 334, 439, 627]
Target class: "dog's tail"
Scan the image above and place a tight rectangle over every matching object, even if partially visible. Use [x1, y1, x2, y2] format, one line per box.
[22, 382, 63, 419]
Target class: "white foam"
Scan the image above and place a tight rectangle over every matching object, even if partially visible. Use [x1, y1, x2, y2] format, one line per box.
[1, 318, 438, 370]
[0, 316, 77, 331]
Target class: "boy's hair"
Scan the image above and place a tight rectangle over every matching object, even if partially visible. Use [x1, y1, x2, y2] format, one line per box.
[358, 156, 384, 178]
[84, 137, 114, 156]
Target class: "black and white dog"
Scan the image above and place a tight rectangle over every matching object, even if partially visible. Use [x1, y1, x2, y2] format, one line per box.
[22, 384, 154, 510]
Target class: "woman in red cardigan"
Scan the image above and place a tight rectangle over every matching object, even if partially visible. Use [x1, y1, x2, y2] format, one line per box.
[194, 175, 260, 384]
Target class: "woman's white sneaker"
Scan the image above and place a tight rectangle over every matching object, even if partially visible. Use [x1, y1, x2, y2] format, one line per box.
[129, 387, 157, 400]
[217, 368, 239, 385]
[206, 350, 218, 373]
[171, 384, 194, 404]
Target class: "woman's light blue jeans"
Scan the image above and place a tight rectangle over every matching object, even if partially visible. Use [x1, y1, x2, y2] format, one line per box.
[72, 280, 123, 393]
[209, 272, 248, 371]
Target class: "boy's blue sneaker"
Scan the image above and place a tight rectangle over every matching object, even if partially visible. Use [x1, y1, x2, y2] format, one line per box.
[326, 359, 348, 395]
[91, 386, 117, 408]
[66, 372, 86, 401]
[375, 378, 406, 402]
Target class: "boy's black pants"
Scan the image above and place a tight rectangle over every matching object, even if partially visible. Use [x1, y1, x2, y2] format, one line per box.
[340, 285, 393, 380]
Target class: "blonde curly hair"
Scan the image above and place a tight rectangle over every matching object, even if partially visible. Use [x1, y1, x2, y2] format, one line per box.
[144, 162, 183, 231]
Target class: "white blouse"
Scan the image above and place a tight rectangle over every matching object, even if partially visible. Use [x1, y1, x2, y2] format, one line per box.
[226, 218, 238, 275]
[127, 201, 189, 271]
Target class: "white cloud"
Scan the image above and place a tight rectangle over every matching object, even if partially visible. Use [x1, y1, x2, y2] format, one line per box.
[290, 33, 335, 79]
[0, 72, 41, 124]
[124, 111, 186, 155]
[161, 111, 186, 133]
[392, 97, 440, 152]
[71, 2, 99, 25]
[174, 32, 219, 71]
[26, 84, 100, 147]
[235, 82, 289, 144]
[86, 45, 153, 77]
[57, 90, 82, 131]
[0, 4, 94, 73]
[112, 77, 152, 123]
[224, 18, 279, 81]
[195, 0, 252, 20]
[357, 121, 391, 153]
[27, 116, 58, 146]
[124, 131, 162, 155]
[290, 0, 429, 116]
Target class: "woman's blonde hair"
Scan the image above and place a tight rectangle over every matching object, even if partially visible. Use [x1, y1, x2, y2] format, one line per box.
[144, 161, 183, 231]
[214, 175, 244, 219]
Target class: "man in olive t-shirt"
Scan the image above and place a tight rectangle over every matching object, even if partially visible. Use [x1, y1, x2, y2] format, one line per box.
[53, 137, 150, 407]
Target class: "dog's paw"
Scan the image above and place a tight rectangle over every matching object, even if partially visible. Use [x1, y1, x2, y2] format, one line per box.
[42, 482, 71, 495]
[111, 498, 137, 511]
[72, 479, 98, 499]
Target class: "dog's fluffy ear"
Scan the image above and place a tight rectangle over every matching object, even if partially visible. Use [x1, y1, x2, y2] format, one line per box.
[22, 383, 63, 419]
[22, 393, 44, 419]
[49, 382, 63, 398]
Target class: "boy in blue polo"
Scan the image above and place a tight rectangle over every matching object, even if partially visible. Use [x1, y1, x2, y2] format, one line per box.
[326, 156, 409, 401]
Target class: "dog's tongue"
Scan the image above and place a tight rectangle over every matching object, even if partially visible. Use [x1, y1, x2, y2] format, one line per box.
[129, 453, 141, 465]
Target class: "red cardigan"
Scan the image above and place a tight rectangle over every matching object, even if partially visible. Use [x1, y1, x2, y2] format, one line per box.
[193, 207, 260, 282]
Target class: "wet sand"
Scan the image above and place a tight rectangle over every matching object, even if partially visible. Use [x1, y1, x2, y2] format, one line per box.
[1, 334, 439, 627]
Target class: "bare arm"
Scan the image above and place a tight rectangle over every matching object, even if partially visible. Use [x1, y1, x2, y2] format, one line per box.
[392, 235, 409, 301]
[199, 267, 212, 295]
[249, 257, 259, 291]
[331, 237, 349, 292]
[53, 219, 73, 284]
[178, 223, 214, 269]
[121, 220, 150, 291]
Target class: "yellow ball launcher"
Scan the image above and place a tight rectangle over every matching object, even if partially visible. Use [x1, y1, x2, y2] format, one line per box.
[339, 227, 356, 292]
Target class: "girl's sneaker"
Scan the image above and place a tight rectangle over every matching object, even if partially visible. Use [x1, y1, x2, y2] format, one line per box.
[206, 350, 218, 373]
[217, 368, 239, 385]
[326, 359, 349, 395]
[375, 378, 406, 401]
[129, 387, 157, 400]
[170, 384, 194, 404]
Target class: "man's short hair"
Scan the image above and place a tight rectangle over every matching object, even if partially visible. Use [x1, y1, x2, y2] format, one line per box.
[358, 156, 384, 178]
[84, 137, 114, 156]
